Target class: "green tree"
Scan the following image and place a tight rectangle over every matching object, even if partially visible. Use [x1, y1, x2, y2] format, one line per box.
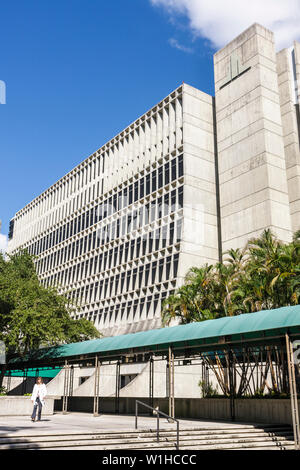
[0, 251, 100, 387]
[162, 230, 300, 326]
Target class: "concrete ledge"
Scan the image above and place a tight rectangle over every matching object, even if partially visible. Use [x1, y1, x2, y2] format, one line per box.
[0, 396, 55, 416]
[54, 397, 299, 425]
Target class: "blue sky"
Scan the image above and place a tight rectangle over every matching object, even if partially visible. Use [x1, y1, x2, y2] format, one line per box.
[0, 0, 215, 241]
[1, 0, 299, 246]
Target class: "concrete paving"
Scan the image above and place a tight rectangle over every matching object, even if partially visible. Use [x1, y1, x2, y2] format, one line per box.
[0, 412, 262, 438]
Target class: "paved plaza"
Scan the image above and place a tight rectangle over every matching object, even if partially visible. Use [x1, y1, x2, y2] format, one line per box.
[0, 412, 254, 438]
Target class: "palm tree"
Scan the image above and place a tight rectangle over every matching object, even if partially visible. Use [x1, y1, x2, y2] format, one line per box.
[161, 229, 300, 325]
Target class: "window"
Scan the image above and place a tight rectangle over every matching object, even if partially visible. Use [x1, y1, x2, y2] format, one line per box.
[164, 162, 170, 185]
[178, 154, 183, 177]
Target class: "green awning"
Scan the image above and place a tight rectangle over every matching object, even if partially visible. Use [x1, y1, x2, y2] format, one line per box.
[5, 367, 61, 378]
[7, 305, 300, 368]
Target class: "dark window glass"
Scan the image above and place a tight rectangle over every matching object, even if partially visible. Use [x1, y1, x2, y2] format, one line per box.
[142, 237, 147, 256]
[148, 232, 153, 253]
[125, 241, 129, 261]
[138, 266, 144, 288]
[115, 274, 120, 295]
[152, 170, 157, 192]
[178, 154, 183, 177]
[157, 196, 163, 220]
[166, 256, 172, 280]
[158, 259, 164, 282]
[88, 233, 92, 252]
[120, 272, 126, 292]
[171, 159, 177, 181]
[129, 184, 133, 205]
[130, 240, 135, 259]
[104, 278, 109, 298]
[146, 174, 150, 195]
[158, 167, 163, 188]
[173, 254, 179, 278]
[140, 178, 144, 199]
[132, 268, 137, 290]
[152, 261, 157, 284]
[119, 244, 124, 265]
[113, 247, 118, 267]
[145, 264, 150, 286]
[164, 193, 169, 216]
[136, 238, 141, 258]
[171, 189, 176, 211]
[134, 181, 139, 202]
[164, 162, 170, 185]
[178, 186, 183, 208]
[126, 270, 131, 290]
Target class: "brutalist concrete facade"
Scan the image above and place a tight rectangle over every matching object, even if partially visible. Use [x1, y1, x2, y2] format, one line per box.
[7, 24, 300, 337]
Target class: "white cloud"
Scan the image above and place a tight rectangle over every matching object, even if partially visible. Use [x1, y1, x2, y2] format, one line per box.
[168, 38, 193, 53]
[150, 0, 300, 50]
[0, 234, 8, 253]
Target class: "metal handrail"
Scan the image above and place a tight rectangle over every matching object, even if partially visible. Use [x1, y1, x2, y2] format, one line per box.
[135, 400, 180, 450]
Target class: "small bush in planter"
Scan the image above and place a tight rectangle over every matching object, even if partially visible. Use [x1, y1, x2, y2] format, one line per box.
[0, 386, 8, 396]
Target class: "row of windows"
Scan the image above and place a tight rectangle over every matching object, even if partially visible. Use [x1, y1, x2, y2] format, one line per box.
[65, 254, 179, 306]
[37, 190, 183, 275]
[41, 221, 182, 287]
[82, 289, 175, 323]
[26, 154, 184, 257]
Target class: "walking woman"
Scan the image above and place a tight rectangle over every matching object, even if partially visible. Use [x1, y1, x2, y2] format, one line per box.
[31, 377, 47, 422]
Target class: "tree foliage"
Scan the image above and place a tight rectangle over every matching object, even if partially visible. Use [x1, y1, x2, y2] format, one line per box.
[0, 251, 100, 384]
[161, 230, 300, 326]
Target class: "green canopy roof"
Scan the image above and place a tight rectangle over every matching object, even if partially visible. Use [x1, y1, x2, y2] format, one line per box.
[7, 305, 300, 369]
[5, 367, 61, 378]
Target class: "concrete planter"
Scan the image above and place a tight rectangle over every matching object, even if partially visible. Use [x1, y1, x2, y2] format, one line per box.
[54, 396, 299, 425]
[0, 396, 55, 416]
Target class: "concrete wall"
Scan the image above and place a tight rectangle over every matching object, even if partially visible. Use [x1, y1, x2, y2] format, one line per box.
[0, 396, 55, 416]
[277, 43, 300, 233]
[214, 23, 293, 251]
[180, 84, 219, 273]
[55, 396, 298, 425]
[3, 376, 54, 396]
[45, 360, 207, 398]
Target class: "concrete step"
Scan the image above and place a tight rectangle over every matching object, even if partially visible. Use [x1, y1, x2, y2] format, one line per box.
[0, 427, 293, 445]
[0, 433, 294, 450]
[0, 423, 294, 450]
[0, 424, 292, 440]
[46, 439, 295, 451]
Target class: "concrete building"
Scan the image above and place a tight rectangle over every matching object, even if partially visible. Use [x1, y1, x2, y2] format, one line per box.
[7, 23, 300, 340]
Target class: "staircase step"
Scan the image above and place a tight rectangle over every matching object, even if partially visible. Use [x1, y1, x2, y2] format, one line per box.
[0, 429, 293, 446]
[0, 434, 294, 450]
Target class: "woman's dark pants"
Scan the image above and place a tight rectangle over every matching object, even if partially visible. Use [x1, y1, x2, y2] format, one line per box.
[31, 396, 42, 421]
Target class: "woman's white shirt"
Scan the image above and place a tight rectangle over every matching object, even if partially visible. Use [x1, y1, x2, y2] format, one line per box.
[31, 383, 47, 404]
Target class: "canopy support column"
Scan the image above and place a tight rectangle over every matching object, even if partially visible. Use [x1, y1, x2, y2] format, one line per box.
[228, 350, 235, 422]
[21, 369, 28, 395]
[69, 365, 74, 398]
[6, 371, 11, 393]
[149, 356, 154, 414]
[115, 360, 120, 414]
[286, 334, 300, 450]
[93, 356, 100, 417]
[62, 360, 70, 414]
[168, 347, 175, 420]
